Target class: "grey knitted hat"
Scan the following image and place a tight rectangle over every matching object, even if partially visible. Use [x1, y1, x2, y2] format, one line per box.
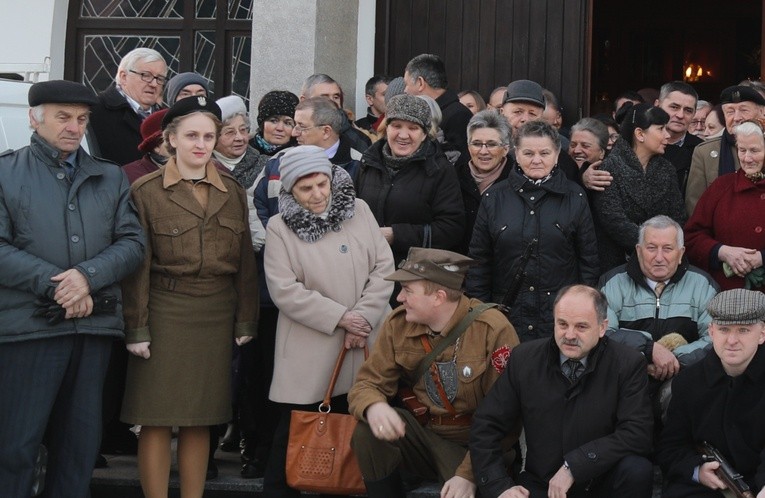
[165, 72, 210, 104]
[279, 145, 333, 192]
[707, 289, 765, 325]
[384, 76, 406, 104]
[385, 94, 431, 131]
[503, 79, 545, 108]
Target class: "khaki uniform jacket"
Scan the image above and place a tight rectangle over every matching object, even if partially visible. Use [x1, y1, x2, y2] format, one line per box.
[348, 296, 520, 481]
[123, 159, 258, 342]
[685, 136, 740, 216]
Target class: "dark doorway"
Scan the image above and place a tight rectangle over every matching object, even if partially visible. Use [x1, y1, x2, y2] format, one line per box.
[590, 0, 762, 114]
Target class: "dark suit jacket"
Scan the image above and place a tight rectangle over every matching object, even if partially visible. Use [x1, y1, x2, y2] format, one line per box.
[663, 132, 703, 199]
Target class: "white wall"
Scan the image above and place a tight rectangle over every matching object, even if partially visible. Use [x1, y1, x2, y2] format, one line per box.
[0, 0, 67, 80]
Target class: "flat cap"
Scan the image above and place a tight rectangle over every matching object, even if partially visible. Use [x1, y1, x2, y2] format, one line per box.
[720, 85, 765, 107]
[385, 247, 473, 290]
[503, 79, 545, 108]
[28, 80, 98, 107]
[162, 95, 222, 130]
[707, 288, 765, 325]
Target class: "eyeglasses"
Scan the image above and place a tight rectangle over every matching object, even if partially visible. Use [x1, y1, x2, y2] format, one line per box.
[221, 126, 250, 139]
[293, 124, 325, 134]
[690, 120, 706, 127]
[128, 69, 168, 85]
[469, 141, 505, 151]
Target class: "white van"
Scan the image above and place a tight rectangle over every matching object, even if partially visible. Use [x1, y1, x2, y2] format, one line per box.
[0, 77, 35, 152]
[0, 73, 93, 153]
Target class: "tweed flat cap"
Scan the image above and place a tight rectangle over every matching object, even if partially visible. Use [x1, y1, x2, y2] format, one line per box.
[386, 94, 431, 131]
[503, 79, 545, 108]
[386, 247, 474, 290]
[707, 288, 765, 325]
[279, 145, 332, 192]
[28, 80, 99, 107]
[720, 85, 765, 107]
[165, 72, 210, 104]
[161, 95, 222, 129]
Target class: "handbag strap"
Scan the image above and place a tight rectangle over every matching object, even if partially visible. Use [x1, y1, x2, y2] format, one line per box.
[319, 346, 369, 412]
[413, 302, 497, 381]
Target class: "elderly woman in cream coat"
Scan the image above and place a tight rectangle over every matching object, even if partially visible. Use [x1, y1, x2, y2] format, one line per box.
[263, 145, 395, 498]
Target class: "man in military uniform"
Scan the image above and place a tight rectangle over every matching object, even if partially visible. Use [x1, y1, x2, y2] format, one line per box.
[348, 247, 519, 498]
[658, 289, 765, 498]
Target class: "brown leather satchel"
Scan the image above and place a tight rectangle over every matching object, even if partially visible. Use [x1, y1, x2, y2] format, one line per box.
[285, 347, 367, 495]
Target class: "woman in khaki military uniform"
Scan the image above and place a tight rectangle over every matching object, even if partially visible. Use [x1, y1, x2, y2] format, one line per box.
[120, 96, 258, 498]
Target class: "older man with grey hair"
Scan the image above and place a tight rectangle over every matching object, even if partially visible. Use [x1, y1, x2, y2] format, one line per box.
[0, 80, 144, 497]
[599, 215, 718, 382]
[90, 47, 168, 166]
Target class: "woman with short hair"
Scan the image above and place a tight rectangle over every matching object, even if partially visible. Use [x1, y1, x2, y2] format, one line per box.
[466, 120, 599, 341]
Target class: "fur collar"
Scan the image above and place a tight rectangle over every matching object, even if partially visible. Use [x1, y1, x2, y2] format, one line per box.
[278, 166, 356, 243]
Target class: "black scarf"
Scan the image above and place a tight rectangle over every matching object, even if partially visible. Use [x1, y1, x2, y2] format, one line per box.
[717, 128, 737, 177]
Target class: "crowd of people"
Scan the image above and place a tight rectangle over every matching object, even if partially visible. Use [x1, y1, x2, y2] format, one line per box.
[1, 46, 765, 498]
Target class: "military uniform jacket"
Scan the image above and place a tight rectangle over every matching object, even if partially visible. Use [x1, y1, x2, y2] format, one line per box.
[348, 296, 520, 481]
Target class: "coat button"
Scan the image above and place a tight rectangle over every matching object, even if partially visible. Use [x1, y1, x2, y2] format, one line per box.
[756, 227, 763, 233]
[529, 286, 535, 291]
[761, 193, 765, 200]
[68, 203, 76, 211]
[588, 452, 597, 459]
[340, 244, 348, 253]
[87, 266, 96, 274]
[710, 150, 718, 158]
[528, 325, 533, 330]
[530, 196, 535, 200]
[172, 228, 179, 234]
[57, 172, 66, 180]
[71, 235, 80, 243]
[529, 210, 535, 215]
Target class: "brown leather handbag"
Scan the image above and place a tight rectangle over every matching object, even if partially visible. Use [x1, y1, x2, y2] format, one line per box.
[285, 347, 367, 495]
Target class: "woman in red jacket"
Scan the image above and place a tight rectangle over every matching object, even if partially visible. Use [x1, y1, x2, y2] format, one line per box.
[685, 118, 765, 290]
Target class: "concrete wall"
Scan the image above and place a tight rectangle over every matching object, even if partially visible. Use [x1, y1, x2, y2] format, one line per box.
[250, 0, 375, 119]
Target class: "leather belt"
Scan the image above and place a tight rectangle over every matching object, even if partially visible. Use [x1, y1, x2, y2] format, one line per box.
[428, 414, 472, 427]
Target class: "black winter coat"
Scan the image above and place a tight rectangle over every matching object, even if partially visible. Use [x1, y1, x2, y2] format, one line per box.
[466, 166, 600, 341]
[436, 89, 472, 159]
[456, 157, 511, 255]
[658, 346, 765, 497]
[592, 137, 687, 273]
[355, 139, 465, 264]
[89, 83, 145, 166]
[470, 337, 653, 498]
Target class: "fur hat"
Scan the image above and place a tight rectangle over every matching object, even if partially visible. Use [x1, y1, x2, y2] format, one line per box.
[279, 145, 333, 192]
[385, 94, 431, 131]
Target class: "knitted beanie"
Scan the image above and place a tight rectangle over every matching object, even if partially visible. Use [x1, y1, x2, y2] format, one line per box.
[385, 94, 431, 131]
[384, 76, 406, 104]
[257, 90, 299, 130]
[216, 95, 248, 123]
[165, 72, 210, 104]
[279, 145, 333, 192]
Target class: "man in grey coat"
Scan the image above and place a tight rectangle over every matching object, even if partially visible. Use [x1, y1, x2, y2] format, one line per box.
[0, 80, 145, 498]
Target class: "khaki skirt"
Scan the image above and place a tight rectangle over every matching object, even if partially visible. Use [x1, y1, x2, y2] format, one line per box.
[121, 286, 236, 426]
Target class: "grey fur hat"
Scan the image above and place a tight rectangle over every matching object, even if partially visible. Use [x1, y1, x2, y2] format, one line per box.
[385, 94, 431, 131]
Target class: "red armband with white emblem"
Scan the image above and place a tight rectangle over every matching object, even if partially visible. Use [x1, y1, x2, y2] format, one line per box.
[491, 345, 511, 374]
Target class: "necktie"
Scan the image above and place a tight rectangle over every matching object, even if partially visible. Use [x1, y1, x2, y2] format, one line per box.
[563, 359, 584, 384]
[654, 281, 666, 297]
